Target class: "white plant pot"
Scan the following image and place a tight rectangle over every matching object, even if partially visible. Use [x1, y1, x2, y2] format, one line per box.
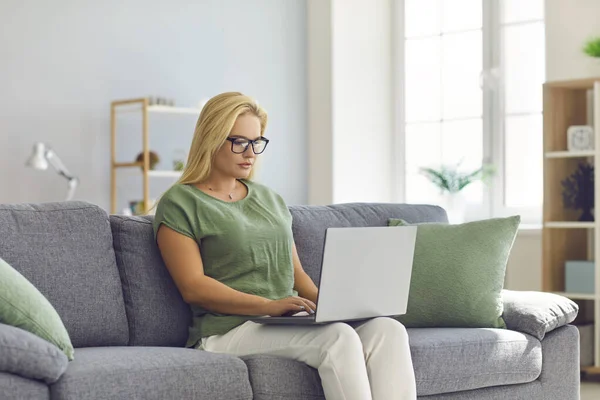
[442, 192, 467, 224]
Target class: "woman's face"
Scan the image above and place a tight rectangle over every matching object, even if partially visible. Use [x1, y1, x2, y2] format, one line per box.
[213, 113, 263, 180]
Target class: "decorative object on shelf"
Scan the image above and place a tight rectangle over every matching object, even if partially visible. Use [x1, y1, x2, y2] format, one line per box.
[135, 150, 160, 170]
[172, 149, 187, 171]
[567, 125, 594, 151]
[420, 162, 495, 223]
[129, 199, 156, 216]
[583, 36, 600, 58]
[25, 143, 79, 201]
[148, 96, 175, 106]
[561, 161, 594, 221]
[565, 260, 595, 294]
[129, 200, 145, 216]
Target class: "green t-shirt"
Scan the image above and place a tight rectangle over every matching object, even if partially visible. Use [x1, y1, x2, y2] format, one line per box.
[152, 179, 297, 347]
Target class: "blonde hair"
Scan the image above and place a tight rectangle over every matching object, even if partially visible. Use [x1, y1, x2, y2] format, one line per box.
[178, 92, 267, 185]
[148, 92, 267, 214]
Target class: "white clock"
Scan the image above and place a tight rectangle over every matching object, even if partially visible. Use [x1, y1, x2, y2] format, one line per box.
[567, 125, 594, 151]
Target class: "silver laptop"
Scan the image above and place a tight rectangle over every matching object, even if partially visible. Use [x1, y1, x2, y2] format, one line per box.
[248, 225, 417, 325]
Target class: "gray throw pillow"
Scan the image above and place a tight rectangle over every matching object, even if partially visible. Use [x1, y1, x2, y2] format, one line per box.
[501, 290, 579, 340]
[0, 323, 68, 383]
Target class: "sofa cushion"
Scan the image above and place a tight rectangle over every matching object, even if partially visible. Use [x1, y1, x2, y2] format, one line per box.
[110, 215, 191, 347]
[240, 328, 541, 398]
[409, 327, 542, 396]
[51, 347, 253, 400]
[389, 216, 520, 329]
[0, 323, 68, 384]
[289, 203, 447, 284]
[241, 355, 324, 400]
[0, 372, 49, 400]
[502, 290, 579, 340]
[0, 202, 128, 348]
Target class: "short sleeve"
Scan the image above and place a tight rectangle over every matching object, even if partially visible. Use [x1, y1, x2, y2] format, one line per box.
[153, 194, 196, 241]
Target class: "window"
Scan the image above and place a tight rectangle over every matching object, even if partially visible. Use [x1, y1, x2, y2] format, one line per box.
[401, 0, 545, 224]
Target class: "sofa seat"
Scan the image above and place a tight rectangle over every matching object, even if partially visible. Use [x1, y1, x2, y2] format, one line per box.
[410, 328, 542, 396]
[0, 372, 49, 399]
[50, 347, 253, 400]
[239, 327, 542, 399]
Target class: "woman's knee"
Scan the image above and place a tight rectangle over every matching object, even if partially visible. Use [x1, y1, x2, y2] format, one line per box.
[323, 322, 363, 348]
[364, 317, 409, 338]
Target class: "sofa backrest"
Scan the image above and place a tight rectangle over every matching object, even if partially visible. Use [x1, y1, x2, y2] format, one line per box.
[289, 203, 447, 284]
[110, 215, 191, 347]
[110, 202, 447, 347]
[0, 201, 129, 348]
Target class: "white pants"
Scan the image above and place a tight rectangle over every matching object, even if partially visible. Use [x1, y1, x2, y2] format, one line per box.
[198, 317, 417, 400]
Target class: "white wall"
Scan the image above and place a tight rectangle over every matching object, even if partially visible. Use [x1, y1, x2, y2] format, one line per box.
[545, 0, 600, 81]
[0, 0, 308, 210]
[332, 0, 393, 204]
[505, 230, 543, 291]
[307, 0, 334, 205]
[307, 0, 394, 205]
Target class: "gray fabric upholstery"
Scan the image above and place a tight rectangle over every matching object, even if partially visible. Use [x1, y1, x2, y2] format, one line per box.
[0, 372, 49, 399]
[240, 355, 545, 400]
[418, 382, 541, 399]
[409, 328, 541, 396]
[0, 202, 128, 348]
[502, 290, 579, 340]
[241, 355, 324, 400]
[289, 203, 447, 283]
[51, 347, 252, 400]
[539, 325, 580, 400]
[240, 327, 543, 399]
[0, 201, 582, 400]
[110, 215, 190, 347]
[0, 323, 68, 384]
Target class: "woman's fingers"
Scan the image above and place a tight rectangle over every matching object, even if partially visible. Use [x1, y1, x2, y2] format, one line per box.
[295, 298, 316, 314]
[296, 297, 316, 311]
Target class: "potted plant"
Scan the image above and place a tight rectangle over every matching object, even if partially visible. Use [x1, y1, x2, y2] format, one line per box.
[583, 36, 600, 59]
[561, 162, 594, 221]
[420, 162, 495, 223]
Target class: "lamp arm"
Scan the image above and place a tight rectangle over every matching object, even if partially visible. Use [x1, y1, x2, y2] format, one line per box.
[45, 149, 79, 201]
[45, 150, 77, 181]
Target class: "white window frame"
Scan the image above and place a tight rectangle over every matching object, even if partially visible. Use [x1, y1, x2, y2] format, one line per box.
[393, 0, 544, 225]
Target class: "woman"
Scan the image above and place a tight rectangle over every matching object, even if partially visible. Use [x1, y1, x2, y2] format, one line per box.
[153, 92, 417, 400]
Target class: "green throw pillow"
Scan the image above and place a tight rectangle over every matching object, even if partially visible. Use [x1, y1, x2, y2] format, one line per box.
[0, 258, 74, 360]
[389, 216, 520, 329]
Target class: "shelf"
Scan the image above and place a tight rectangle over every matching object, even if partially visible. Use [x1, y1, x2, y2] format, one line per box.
[545, 150, 595, 158]
[114, 162, 143, 168]
[148, 105, 200, 115]
[544, 222, 596, 229]
[115, 104, 201, 115]
[148, 170, 182, 178]
[552, 291, 598, 301]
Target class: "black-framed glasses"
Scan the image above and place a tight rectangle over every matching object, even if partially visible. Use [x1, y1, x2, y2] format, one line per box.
[226, 137, 270, 154]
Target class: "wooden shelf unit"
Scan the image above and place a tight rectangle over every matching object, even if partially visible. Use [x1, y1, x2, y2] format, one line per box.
[542, 77, 600, 369]
[110, 98, 200, 214]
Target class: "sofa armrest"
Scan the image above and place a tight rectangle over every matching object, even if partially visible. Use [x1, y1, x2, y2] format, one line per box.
[501, 290, 579, 341]
[0, 322, 68, 383]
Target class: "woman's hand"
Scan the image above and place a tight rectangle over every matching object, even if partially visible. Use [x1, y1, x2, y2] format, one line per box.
[263, 296, 317, 316]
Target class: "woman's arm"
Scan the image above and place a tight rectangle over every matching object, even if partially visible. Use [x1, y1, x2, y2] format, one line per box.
[292, 242, 319, 305]
[157, 225, 315, 316]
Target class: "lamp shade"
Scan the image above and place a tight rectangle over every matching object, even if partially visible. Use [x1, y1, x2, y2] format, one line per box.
[26, 143, 49, 170]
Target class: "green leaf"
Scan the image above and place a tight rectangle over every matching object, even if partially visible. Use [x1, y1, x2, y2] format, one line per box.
[583, 37, 600, 58]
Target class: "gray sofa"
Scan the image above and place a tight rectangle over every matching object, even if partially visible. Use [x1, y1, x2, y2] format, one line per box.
[0, 201, 580, 400]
